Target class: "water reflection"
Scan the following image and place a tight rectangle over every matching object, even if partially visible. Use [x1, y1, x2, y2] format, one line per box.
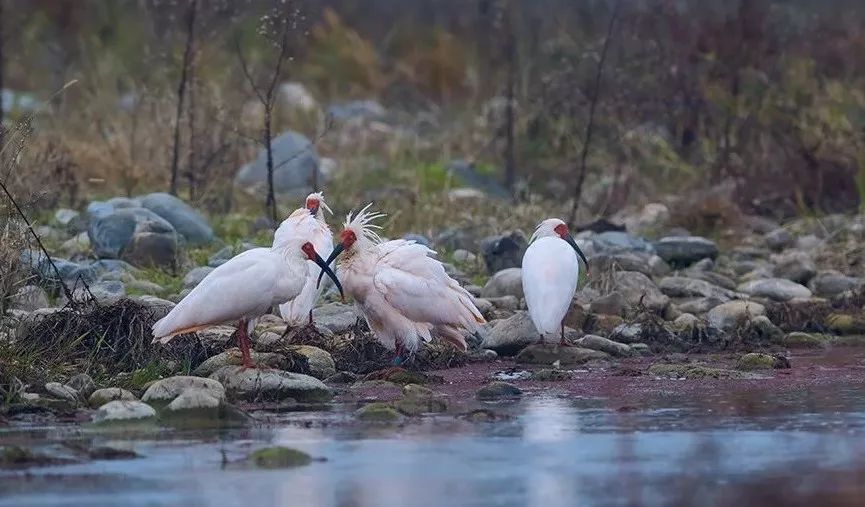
[5, 389, 865, 507]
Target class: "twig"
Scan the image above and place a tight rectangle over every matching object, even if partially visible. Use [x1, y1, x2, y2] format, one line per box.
[568, 0, 620, 228]
[170, 0, 198, 196]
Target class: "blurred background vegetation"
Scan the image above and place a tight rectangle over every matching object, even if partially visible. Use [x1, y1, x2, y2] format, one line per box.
[1, 0, 865, 227]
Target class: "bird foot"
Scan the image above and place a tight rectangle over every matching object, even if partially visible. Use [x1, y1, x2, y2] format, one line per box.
[557, 340, 572, 348]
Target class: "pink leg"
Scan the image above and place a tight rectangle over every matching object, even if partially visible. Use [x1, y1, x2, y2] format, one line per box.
[237, 319, 255, 368]
[559, 323, 570, 347]
[393, 340, 405, 365]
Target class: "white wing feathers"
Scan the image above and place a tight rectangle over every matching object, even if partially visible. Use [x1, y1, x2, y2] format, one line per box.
[152, 249, 280, 342]
[277, 214, 333, 325]
[371, 240, 485, 337]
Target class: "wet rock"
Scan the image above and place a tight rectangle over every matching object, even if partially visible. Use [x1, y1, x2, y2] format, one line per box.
[44, 382, 79, 403]
[355, 402, 403, 422]
[249, 447, 313, 469]
[476, 381, 523, 400]
[165, 388, 221, 412]
[751, 316, 784, 341]
[10, 285, 49, 312]
[66, 374, 96, 399]
[764, 228, 794, 251]
[139, 192, 214, 246]
[672, 313, 701, 333]
[210, 367, 332, 402]
[630, 343, 651, 355]
[481, 312, 537, 355]
[481, 268, 523, 299]
[394, 384, 448, 416]
[515, 344, 608, 365]
[183, 266, 215, 290]
[810, 270, 862, 297]
[653, 236, 718, 267]
[312, 303, 358, 334]
[613, 271, 669, 312]
[192, 350, 286, 377]
[92, 400, 157, 423]
[89, 388, 137, 408]
[291, 345, 336, 379]
[707, 301, 766, 333]
[825, 313, 865, 335]
[771, 251, 817, 284]
[586, 314, 625, 335]
[648, 363, 758, 379]
[531, 369, 573, 381]
[141, 376, 226, 405]
[472, 297, 494, 317]
[658, 276, 736, 301]
[480, 232, 527, 274]
[0, 446, 78, 469]
[234, 131, 322, 197]
[782, 332, 829, 348]
[736, 353, 789, 371]
[575, 335, 631, 357]
[487, 295, 520, 311]
[587, 291, 626, 316]
[737, 278, 812, 302]
[365, 368, 433, 386]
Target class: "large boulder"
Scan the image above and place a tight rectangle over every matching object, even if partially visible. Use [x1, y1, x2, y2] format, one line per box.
[481, 268, 523, 299]
[592, 231, 654, 254]
[653, 236, 719, 267]
[707, 301, 766, 333]
[234, 131, 322, 197]
[480, 231, 527, 274]
[612, 271, 669, 312]
[737, 278, 812, 302]
[9, 285, 49, 311]
[481, 312, 538, 355]
[87, 206, 175, 259]
[810, 270, 862, 297]
[122, 231, 178, 268]
[139, 192, 214, 246]
[210, 367, 332, 402]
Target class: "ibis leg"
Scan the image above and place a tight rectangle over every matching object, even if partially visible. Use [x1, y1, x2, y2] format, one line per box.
[237, 319, 255, 368]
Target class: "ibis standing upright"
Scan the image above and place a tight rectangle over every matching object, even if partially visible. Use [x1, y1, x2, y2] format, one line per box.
[276, 192, 334, 326]
[521, 218, 589, 345]
[320, 204, 485, 363]
[152, 234, 343, 368]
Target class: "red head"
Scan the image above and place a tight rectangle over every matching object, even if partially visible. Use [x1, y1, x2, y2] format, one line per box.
[301, 242, 317, 260]
[305, 197, 320, 215]
[553, 223, 569, 239]
[340, 229, 357, 250]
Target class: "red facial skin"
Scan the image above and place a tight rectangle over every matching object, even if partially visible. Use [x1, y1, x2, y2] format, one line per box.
[340, 229, 357, 249]
[306, 198, 320, 214]
[554, 223, 569, 239]
[301, 242, 317, 260]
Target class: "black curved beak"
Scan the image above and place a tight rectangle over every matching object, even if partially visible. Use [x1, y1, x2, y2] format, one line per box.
[312, 250, 343, 299]
[564, 234, 589, 272]
[317, 243, 345, 291]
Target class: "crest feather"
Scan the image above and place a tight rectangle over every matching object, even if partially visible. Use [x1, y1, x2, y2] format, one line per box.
[344, 203, 386, 243]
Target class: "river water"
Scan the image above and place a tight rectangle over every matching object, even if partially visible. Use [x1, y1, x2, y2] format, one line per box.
[3, 384, 865, 507]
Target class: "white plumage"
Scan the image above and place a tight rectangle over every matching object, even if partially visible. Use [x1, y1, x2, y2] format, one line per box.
[151, 229, 340, 368]
[521, 218, 587, 344]
[276, 193, 334, 326]
[328, 205, 485, 358]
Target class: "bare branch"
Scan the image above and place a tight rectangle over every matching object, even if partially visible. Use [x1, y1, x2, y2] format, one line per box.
[235, 37, 266, 105]
[170, 0, 198, 196]
[569, 0, 620, 228]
